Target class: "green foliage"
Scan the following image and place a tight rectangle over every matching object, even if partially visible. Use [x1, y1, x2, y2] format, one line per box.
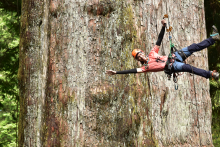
[0, 7, 19, 147]
[0, 94, 18, 147]
[205, 0, 220, 146]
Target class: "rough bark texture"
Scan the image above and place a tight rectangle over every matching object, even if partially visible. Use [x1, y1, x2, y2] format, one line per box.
[18, 0, 213, 146]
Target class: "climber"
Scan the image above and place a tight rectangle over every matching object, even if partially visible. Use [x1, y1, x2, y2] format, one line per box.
[106, 19, 220, 80]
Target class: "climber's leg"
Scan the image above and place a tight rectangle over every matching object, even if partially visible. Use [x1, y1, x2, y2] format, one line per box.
[173, 61, 219, 80]
[173, 62, 210, 78]
[172, 60, 185, 71]
[187, 25, 219, 54]
[181, 64, 211, 79]
[173, 37, 215, 62]
[187, 37, 215, 54]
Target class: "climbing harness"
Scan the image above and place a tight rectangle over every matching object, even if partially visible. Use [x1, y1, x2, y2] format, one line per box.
[156, 57, 165, 63]
[163, 14, 187, 90]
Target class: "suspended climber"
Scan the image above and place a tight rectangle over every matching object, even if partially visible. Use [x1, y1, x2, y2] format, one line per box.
[106, 19, 220, 81]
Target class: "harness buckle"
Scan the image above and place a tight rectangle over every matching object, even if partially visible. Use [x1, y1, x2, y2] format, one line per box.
[177, 50, 186, 61]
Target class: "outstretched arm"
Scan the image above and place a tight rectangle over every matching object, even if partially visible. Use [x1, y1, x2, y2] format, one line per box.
[155, 19, 166, 49]
[106, 68, 143, 75]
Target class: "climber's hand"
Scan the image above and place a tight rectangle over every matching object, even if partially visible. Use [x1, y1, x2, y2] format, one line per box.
[161, 19, 166, 27]
[106, 70, 116, 75]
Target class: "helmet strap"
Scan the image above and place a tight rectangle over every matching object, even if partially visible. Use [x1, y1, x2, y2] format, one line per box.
[135, 51, 143, 59]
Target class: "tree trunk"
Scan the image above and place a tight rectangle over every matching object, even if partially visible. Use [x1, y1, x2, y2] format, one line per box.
[18, 0, 213, 146]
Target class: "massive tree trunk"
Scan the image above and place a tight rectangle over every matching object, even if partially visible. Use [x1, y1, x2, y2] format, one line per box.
[18, 0, 213, 146]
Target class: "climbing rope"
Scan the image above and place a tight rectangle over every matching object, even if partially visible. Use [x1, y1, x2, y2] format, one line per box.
[163, 14, 180, 90]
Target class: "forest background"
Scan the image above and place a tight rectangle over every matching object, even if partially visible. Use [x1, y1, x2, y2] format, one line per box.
[0, 0, 219, 146]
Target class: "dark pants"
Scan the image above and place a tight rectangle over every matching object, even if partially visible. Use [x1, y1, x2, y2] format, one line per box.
[173, 37, 215, 78]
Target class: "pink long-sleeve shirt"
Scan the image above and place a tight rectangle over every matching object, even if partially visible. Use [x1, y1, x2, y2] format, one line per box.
[141, 46, 168, 72]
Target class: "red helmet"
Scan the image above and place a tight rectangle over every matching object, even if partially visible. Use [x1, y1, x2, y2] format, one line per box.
[132, 49, 144, 59]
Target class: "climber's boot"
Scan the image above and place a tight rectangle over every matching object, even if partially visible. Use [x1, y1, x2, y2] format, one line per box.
[211, 25, 220, 41]
[211, 70, 219, 81]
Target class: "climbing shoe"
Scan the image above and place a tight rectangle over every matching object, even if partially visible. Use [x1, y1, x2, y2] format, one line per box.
[211, 25, 220, 41]
[211, 70, 219, 81]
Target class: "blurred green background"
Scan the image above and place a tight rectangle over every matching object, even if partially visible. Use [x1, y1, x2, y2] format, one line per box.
[0, 0, 219, 146]
[205, 0, 220, 145]
[0, 0, 20, 146]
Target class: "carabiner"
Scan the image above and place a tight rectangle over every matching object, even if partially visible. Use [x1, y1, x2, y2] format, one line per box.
[175, 83, 178, 90]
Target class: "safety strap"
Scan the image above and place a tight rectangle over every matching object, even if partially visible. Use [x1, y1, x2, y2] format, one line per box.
[176, 50, 186, 61]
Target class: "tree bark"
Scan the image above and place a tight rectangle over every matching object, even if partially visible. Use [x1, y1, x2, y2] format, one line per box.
[18, 0, 213, 146]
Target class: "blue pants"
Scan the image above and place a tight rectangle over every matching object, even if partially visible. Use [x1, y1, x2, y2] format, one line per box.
[172, 37, 215, 78]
